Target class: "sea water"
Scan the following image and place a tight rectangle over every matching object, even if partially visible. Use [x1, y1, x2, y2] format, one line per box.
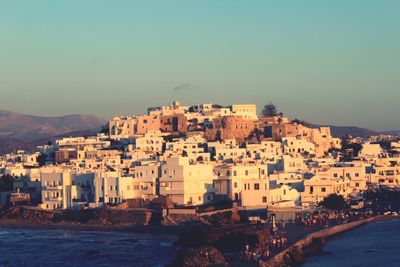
[0, 227, 177, 267]
[303, 219, 400, 267]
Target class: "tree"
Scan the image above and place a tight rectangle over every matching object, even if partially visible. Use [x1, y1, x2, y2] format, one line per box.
[0, 174, 16, 192]
[37, 152, 47, 167]
[319, 194, 348, 211]
[100, 123, 109, 134]
[262, 102, 278, 117]
[293, 118, 305, 125]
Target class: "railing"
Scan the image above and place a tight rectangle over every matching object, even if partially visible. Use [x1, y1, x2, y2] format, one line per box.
[44, 196, 62, 201]
[44, 185, 62, 190]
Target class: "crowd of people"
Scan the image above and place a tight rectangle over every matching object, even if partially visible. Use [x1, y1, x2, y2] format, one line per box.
[295, 209, 364, 228]
[241, 233, 288, 263]
[239, 207, 374, 264]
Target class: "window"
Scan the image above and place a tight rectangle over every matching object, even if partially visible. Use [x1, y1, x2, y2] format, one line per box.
[254, 183, 260, 190]
[321, 187, 326, 192]
[245, 170, 249, 176]
[233, 171, 237, 176]
[234, 182, 238, 188]
[262, 196, 267, 203]
[355, 173, 359, 177]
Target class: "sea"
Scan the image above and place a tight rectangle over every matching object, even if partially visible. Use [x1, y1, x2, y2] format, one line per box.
[1, 220, 399, 267]
[303, 219, 400, 267]
[0, 227, 177, 267]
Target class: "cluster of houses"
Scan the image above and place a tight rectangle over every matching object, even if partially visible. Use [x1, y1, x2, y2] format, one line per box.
[1, 101, 399, 211]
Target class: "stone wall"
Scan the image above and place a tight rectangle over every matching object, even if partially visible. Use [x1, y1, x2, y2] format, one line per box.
[261, 216, 377, 267]
[205, 115, 255, 142]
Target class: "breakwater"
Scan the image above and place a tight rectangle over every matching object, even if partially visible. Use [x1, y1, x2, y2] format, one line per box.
[261, 216, 378, 267]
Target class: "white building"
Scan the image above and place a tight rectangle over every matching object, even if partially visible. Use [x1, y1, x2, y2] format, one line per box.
[159, 157, 216, 205]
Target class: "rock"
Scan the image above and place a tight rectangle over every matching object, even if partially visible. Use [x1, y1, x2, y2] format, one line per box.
[302, 237, 325, 256]
[287, 246, 305, 265]
[178, 224, 272, 253]
[115, 198, 144, 209]
[171, 246, 226, 267]
[149, 195, 174, 209]
[91, 207, 152, 226]
[2, 206, 56, 223]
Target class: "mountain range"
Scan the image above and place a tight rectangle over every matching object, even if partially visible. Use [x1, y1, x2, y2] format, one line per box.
[0, 109, 105, 141]
[305, 122, 380, 138]
[0, 109, 105, 155]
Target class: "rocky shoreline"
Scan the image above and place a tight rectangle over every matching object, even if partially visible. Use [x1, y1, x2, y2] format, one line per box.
[1, 205, 398, 267]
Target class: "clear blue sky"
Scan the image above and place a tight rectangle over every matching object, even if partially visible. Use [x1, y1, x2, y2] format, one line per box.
[0, 0, 399, 131]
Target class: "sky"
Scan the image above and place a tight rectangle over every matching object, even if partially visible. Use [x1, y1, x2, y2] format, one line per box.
[0, 0, 399, 131]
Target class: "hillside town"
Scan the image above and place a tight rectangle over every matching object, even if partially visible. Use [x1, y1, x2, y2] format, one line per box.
[0, 101, 399, 214]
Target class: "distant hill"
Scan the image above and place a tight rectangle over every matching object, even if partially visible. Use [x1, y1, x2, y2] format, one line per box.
[382, 130, 400, 136]
[0, 109, 106, 141]
[0, 138, 37, 155]
[0, 130, 100, 155]
[305, 123, 379, 138]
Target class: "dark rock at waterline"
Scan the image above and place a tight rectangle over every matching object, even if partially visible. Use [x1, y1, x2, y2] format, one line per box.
[170, 246, 226, 267]
[1, 205, 152, 226]
[302, 237, 325, 256]
[286, 246, 306, 265]
[177, 224, 272, 252]
[278, 238, 325, 266]
[2, 206, 56, 223]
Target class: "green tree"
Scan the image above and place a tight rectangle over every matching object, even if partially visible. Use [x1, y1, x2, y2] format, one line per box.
[100, 123, 109, 134]
[262, 102, 278, 117]
[0, 175, 16, 192]
[319, 194, 348, 210]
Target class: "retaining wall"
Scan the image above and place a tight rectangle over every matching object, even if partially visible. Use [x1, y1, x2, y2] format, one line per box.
[261, 216, 378, 267]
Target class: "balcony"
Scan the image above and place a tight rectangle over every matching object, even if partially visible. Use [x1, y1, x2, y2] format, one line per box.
[44, 196, 62, 201]
[44, 185, 62, 190]
[160, 188, 185, 194]
[72, 198, 88, 203]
